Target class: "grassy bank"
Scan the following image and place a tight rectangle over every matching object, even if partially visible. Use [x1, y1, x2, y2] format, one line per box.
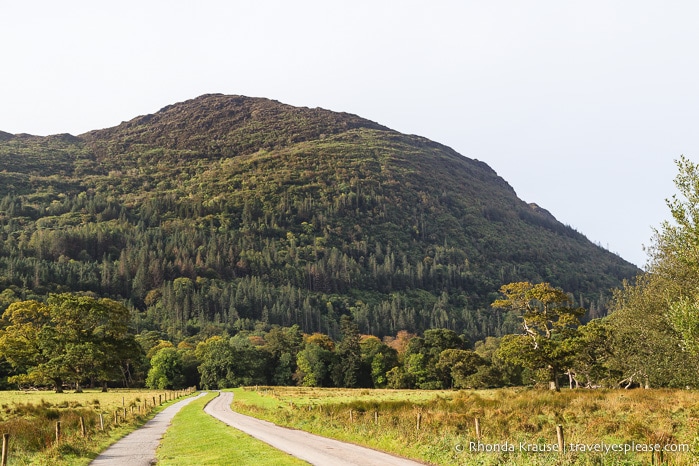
[156, 391, 307, 465]
[231, 386, 699, 465]
[0, 388, 193, 465]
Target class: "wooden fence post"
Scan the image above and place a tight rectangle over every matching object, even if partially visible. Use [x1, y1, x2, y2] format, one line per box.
[2, 433, 9, 466]
[80, 416, 86, 437]
[475, 418, 481, 440]
[556, 425, 565, 455]
[416, 412, 422, 431]
[349, 410, 353, 423]
[99, 413, 104, 431]
[55, 421, 61, 443]
[374, 410, 378, 425]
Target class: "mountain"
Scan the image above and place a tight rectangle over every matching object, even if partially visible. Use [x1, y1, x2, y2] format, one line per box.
[0, 94, 638, 341]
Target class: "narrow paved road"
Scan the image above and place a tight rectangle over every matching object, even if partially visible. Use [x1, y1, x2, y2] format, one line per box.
[204, 391, 426, 466]
[90, 393, 206, 466]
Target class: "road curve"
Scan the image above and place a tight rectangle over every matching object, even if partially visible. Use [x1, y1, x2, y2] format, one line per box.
[90, 392, 207, 466]
[204, 391, 426, 466]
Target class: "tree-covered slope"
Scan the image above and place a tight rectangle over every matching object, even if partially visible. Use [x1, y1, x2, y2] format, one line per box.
[0, 94, 638, 341]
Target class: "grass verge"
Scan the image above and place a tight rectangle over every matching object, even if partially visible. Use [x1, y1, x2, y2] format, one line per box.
[156, 391, 308, 466]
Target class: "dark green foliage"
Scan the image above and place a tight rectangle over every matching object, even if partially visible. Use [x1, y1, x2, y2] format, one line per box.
[332, 315, 362, 387]
[295, 340, 336, 387]
[0, 94, 638, 344]
[359, 336, 398, 388]
[195, 336, 235, 389]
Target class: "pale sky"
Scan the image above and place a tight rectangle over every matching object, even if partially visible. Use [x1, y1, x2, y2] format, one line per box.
[3, 1, 699, 268]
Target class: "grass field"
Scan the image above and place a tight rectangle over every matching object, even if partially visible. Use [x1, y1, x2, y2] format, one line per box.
[0, 387, 194, 465]
[230, 386, 699, 465]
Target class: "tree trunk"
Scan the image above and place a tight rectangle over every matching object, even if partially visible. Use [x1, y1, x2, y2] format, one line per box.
[549, 367, 560, 391]
[54, 378, 63, 393]
[101, 381, 109, 392]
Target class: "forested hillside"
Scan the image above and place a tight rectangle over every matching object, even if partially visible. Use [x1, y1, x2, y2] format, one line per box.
[0, 94, 638, 343]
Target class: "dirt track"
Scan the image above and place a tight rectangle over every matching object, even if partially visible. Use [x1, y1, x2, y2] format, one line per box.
[203, 391, 425, 466]
[90, 393, 206, 466]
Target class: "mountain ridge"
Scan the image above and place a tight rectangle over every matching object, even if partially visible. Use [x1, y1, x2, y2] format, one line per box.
[0, 94, 638, 340]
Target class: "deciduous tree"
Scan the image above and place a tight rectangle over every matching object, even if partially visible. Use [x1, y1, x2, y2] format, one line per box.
[0, 294, 141, 392]
[146, 346, 185, 389]
[492, 282, 584, 390]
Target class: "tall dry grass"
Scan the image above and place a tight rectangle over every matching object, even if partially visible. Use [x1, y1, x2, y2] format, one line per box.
[232, 386, 699, 465]
[0, 388, 194, 465]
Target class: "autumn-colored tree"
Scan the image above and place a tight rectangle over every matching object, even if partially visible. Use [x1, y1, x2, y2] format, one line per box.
[383, 330, 416, 359]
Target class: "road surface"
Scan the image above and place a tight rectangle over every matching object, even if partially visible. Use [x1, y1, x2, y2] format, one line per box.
[90, 392, 206, 466]
[203, 391, 426, 466]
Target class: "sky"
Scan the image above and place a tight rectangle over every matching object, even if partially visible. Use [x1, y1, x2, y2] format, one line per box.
[3, 1, 699, 268]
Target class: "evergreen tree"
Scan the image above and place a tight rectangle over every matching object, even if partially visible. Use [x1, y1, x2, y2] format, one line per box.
[333, 315, 362, 387]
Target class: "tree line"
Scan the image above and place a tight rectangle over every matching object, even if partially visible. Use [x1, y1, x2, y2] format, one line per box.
[3, 275, 698, 392]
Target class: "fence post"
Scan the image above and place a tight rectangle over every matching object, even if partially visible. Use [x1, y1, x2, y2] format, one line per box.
[99, 413, 104, 431]
[475, 418, 481, 440]
[374, 410, 378, 425]
[55, 421, 61, 443]
[416, 412, 422, 431]
[80, 416, 86, 437]
[349, 410, 353, 423]
[556, 425, 565, 455]
[2, 433, 9, 466]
